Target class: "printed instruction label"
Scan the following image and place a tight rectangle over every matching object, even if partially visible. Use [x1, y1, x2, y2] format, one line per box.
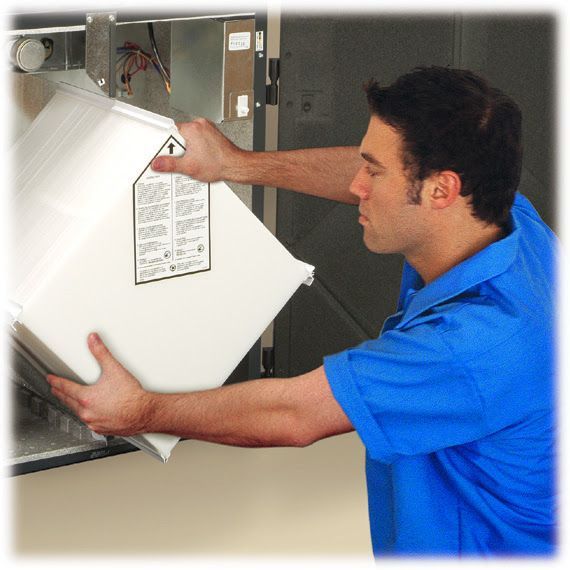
[228, 31, 251, 51]
[255, 31, 264, 52]
[133, 136, 211, 285]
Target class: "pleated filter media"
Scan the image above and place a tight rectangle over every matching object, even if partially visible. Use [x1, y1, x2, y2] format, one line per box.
[8, 85, 314, 462]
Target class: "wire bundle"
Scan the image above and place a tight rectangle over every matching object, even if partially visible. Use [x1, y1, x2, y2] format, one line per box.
[116, 24, 171, 96]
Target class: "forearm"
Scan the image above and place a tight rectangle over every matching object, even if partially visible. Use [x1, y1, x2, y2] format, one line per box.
[143, 367, 353, 448]
[227, 147, 361, 204]
[145, 378, 302, 447]
[47, 335, 353, 444]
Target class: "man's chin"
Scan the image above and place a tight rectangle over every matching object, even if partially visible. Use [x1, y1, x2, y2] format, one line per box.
[363, 235, 392, 255]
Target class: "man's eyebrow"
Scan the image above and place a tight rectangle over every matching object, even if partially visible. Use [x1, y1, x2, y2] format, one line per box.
[361, 152, 386, 169]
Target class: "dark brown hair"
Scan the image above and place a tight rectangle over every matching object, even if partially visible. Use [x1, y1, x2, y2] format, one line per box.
[365, 66, 522, 227]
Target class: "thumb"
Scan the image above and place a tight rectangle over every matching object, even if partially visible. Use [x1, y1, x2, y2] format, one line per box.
[151, 156, 184, 173]
[88, 332, 116, 372]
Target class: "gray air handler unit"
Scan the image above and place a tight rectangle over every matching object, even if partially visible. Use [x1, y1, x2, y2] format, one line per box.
[6, 9, 272, 475]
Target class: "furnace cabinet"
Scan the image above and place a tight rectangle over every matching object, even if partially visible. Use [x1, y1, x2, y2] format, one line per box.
[7, 9, 277, 474]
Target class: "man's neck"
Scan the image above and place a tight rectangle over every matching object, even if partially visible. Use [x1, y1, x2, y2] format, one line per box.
[407, 221, 506, 285]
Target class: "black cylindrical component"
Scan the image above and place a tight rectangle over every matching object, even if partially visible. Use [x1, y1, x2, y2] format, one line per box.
[262, 346, 275, 377]
[266, 58, 280, 106]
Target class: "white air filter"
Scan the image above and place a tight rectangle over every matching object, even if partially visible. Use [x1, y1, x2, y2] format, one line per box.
[9, 86, 314, 462]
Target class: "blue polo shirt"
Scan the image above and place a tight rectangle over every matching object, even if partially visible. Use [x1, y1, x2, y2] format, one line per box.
[324, 193, 556, 556]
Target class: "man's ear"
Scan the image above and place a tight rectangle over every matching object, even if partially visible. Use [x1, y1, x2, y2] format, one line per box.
[428, 171, 462, 210]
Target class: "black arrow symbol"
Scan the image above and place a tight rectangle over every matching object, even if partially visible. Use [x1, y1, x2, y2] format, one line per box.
[168, 142, 176, 154]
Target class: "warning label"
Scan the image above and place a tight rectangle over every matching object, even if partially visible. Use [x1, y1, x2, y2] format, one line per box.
[133, 136, 211, 285]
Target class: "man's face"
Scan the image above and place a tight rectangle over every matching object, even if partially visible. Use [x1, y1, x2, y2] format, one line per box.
[350, 116, 431, 256]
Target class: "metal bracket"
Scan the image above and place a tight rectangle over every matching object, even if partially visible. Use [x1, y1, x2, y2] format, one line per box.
[266, 57, 279, 105]
[261, 346, 275, 377]
[85, 11, 117, 97]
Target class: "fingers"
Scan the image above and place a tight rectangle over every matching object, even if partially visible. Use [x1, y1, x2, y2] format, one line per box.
[47, 374, 86, 401]
[46, 374, 87, 416]
[87, 332, 121, 377]
[51, 387, 83, 417]
[151, 156, 183, 173]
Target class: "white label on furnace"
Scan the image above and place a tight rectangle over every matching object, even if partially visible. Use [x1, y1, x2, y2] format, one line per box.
[255, 31, 264, 52]
[228, 32, 251, 51]
[133, 136, 211, 285]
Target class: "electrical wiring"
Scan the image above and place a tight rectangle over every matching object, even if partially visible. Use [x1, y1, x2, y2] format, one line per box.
[147, 23, 170, 84]
[115, 40, 171, 96]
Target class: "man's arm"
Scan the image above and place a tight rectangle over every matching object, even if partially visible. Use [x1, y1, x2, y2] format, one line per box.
[151, 118, 361, 205]
[47, 333, 354, 447]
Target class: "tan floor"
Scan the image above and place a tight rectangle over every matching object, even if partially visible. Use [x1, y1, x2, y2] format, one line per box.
[11, 431, 371, 557]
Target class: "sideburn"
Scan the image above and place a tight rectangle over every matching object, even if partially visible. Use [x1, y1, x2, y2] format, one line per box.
[406, 176, 423, 205]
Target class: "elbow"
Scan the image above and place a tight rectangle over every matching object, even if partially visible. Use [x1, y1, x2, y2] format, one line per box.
[266, 429, 315, 449]
[284, 421, 322, 448]
[283, 414, 352, 448]
[288, 433, 316, 449]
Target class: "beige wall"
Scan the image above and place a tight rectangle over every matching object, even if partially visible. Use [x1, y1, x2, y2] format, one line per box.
[12, 434, 370, 556]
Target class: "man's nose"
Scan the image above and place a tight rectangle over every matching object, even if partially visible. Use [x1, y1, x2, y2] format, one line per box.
[349, 167, 371, 201]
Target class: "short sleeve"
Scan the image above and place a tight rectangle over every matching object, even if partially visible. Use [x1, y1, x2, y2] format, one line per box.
[324, 323, 489, 464]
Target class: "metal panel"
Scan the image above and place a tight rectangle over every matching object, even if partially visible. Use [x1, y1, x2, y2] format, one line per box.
[224, 19, 255, 121]
[85, 11, 117, 97]
[171, 18, 225, 122]
[171, 18, 255, 123]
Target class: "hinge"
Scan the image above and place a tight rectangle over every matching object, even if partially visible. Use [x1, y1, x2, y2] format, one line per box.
[261, 346, 275, 377]
[265, 58, 280, 106]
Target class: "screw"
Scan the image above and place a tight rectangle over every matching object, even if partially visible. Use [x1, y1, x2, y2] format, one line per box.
[86, 16, 93, 24]
[255, 102, 261, 108]
[109, 15, 115, 22]
[257, 52, 264, 58]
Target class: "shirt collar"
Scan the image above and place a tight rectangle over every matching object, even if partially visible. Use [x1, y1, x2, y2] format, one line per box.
[397, 212, 520, 329]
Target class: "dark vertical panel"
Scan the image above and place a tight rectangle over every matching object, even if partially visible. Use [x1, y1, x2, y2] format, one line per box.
[275, 15, 456, 377]
[458, 15, 555, 228]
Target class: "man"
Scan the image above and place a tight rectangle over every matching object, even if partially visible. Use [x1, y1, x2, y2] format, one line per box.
[47, 67, 556, 555]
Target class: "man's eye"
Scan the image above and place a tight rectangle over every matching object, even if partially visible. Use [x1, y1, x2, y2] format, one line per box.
[365, 166, 381, 178]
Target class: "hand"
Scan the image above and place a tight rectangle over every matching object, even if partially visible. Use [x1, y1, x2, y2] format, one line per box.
[47, 333, 153, 437]
[151, 118, 243, 181]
